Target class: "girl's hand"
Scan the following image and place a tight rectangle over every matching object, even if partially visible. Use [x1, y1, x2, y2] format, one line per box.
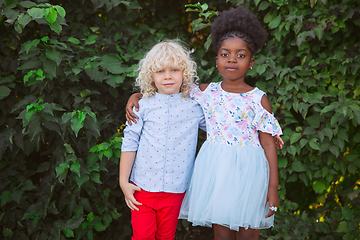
[125, 93, 142, 125]
[120, 182, 142, 211]
[265, 186, 279, 218]
[274, 135, 284, 149]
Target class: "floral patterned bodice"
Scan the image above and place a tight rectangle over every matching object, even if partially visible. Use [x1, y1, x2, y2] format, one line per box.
[189, 82, 282, 147]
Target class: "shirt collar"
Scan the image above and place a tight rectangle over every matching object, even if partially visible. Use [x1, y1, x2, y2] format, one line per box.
[155, 92, 182, 101]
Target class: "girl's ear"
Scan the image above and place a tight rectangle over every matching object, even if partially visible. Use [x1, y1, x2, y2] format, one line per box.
[249, 58, 255, 69]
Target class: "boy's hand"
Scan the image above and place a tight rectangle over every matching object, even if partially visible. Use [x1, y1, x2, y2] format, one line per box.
[265, 186, 279, 218]
[125, 93, 142, 125]
[274, 135, 284, 149]
[121, 182, 142, 211]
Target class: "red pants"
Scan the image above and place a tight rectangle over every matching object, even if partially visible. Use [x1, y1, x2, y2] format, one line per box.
[131, 189, 185, 240]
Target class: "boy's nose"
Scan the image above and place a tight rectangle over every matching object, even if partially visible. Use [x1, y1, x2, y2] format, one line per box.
[164, 71, 171, 79]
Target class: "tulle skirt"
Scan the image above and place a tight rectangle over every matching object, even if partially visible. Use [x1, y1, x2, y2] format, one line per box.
[179, 140, 274, 230]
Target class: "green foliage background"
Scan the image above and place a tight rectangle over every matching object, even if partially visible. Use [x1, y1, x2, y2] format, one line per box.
[0, 0, 359, 239]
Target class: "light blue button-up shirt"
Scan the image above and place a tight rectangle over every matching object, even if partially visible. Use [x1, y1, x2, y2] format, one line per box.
[121, 92, 206, 193]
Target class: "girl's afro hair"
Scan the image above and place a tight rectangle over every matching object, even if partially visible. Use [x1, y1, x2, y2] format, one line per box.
[211, 6, 267, 54]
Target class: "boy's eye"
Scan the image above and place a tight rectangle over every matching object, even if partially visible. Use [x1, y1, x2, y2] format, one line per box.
[156, 70, 163, 73]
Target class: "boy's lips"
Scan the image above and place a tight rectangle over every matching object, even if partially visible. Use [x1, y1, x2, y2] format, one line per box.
[163, 83, 174, 87]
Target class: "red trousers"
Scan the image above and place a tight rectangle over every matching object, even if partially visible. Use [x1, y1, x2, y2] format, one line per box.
[131, 189, 185, 240]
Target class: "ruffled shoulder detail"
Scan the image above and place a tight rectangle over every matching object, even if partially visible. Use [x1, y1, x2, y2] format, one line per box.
[252, 108, 283, 136]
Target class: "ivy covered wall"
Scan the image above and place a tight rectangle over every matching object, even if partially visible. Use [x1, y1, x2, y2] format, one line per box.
[0, 0, 359, 239]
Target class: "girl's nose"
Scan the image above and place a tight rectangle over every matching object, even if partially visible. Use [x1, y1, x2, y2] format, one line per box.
[228, 57, 236, 63]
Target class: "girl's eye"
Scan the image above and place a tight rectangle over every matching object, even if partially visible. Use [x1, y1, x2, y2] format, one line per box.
[237, 54, 245, 58]
[173, 69, 178, 72]
[221, 53, 229, 57]
[156, 70, 163, 73]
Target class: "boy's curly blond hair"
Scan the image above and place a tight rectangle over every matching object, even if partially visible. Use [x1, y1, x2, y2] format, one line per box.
[136, 39, 198, 98]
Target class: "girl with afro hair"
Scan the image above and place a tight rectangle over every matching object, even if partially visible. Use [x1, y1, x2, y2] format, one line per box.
[177, 6, 283, 240]
[126, 6, 283, 240]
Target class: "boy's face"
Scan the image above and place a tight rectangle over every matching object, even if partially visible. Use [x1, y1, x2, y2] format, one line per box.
[152, 66, 183, 95]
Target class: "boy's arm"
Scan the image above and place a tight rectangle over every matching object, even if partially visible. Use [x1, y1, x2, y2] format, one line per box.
[126, 93, 143, 125]
[119, 151, 142, 211]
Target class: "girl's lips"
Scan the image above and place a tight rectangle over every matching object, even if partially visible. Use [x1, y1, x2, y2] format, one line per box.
[163, 83, 174, 87]
[226, 67, 237, 72]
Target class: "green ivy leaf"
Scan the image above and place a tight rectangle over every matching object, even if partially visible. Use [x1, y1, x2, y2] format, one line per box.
[287, 145, 296, 156]
[269, 14, 282, 29]
[50, 20, 62, 34]
[67, 37, 81, 44]
[70, 161, 81, 177]
[45, 7, 57, 24]
[299, 139, 308, 149]
[0, 86, 11, 100]
[1, 190, 13, 207]
[336, 221, 349, 232]
[18, 14, 31, 28]
[94, 222, 106, 232]
[71, 113, 85, 137]
[65, 217, 84, 229]
[61, 228, 74, 238]
[19, 1, 36, 8]
[91, 172, 102, 184]
[290, 132, 302, 144]
[309, 138, 321, 150]
[54, 5, 66, 18]
[45, 47, 62, 66]
[312, 180, 325, 193]
[5, 0, 18, 9]
[256, 65, 266, 75]
[292, 160, 306, 172]
[75, 174, 89, 188]
[56, 162, 69, 178]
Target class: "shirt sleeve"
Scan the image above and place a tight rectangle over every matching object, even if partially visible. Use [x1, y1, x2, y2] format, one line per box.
[121, 106, 144, 152]
[252, 108, 283, 136]
[199, 111, 206, 132]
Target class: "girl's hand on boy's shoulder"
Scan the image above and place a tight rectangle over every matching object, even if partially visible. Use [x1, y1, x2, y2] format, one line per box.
[265, 186, 279, 218]
[125, 93, 143, 125]
[121, 182, 142, 211]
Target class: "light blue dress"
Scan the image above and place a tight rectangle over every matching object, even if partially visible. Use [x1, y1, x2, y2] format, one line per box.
[178, 82, 283, 230]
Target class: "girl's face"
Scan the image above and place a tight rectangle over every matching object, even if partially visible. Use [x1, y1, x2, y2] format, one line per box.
[152, 66, 183, 95]
[215, 37, 254, 83]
